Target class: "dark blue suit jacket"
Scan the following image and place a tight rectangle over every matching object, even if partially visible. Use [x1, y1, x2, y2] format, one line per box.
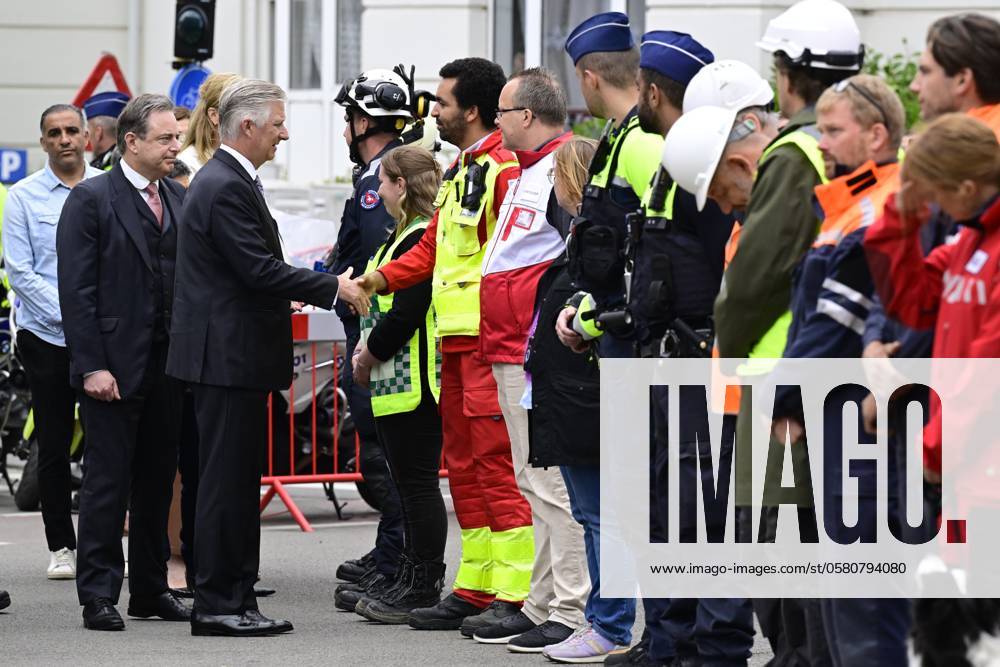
[57, 164, 185, 397]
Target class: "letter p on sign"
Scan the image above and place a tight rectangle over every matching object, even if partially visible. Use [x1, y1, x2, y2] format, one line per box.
[0, 149, 27, 183]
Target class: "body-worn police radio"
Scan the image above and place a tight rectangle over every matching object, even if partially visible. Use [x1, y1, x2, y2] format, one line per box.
[634, 166, 718, 359]
[566, 118, 641, 337]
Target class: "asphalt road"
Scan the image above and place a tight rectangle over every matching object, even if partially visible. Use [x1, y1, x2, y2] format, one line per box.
[0, 468, 773, 666]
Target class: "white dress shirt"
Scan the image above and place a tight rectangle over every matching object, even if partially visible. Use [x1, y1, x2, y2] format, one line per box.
[219, 143, 258, 181]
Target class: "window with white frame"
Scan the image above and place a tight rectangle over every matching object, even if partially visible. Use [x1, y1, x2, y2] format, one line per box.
[541, 0, 606, 111]
[336, 0, 363, 83]
[290, 0, 322, 89]
[494, 0, 526, 77]
[494, 1, 648, 113]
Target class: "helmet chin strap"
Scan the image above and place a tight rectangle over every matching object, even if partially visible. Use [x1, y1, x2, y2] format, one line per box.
[347, 112, 401, 165]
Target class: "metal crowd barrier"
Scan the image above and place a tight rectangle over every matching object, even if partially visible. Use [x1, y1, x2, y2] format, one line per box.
[260, 310, 447, 532]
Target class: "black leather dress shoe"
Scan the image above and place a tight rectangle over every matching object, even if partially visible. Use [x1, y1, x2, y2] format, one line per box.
[254, 586, 276, 598]
[245, 609, 293, 634]
[191, 611, 278, 637]
[128, 590, 192, 621]
[83, 598, 125, 631]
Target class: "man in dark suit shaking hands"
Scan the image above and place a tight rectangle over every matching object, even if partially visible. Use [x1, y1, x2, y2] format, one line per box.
[167, 79, 368, 637]
[58, 94, 191, 631]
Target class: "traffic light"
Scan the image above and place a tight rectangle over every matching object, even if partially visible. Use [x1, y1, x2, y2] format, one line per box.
[174, 0, 216, 61]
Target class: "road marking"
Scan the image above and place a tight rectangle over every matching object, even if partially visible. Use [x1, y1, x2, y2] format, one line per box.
[1, 512, 41, 518]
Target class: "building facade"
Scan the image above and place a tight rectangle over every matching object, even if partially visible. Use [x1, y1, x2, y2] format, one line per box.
[1, 0, 997, 187]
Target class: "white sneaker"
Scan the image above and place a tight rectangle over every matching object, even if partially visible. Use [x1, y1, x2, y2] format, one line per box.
[47, 548, 76, 580]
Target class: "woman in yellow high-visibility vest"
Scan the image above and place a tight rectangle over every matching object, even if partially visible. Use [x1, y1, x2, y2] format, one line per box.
[351, 145, 445, 624]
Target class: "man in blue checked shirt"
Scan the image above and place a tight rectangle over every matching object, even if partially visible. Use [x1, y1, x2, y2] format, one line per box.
[2, 103, 103, 581]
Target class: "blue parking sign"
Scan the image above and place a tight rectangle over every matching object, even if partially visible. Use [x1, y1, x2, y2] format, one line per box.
[0, 149, 27, 183]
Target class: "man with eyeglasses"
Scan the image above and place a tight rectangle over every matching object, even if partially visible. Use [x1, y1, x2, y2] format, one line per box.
[468, 66, 587, 653]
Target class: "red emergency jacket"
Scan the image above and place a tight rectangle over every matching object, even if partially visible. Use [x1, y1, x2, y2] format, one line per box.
[479, 131, 572, 363]
[378, 130, 519, 352]
[865, 193, 1000, 474]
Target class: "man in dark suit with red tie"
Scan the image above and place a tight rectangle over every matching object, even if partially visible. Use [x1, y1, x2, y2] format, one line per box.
[58, 94, 191, 631]
[167, 79, 369, 637]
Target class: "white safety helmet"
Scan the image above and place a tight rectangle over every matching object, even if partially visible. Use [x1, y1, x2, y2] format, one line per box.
[683, 60, 774, 114]
[335, 68, 413, 119]
[662, 106, 744, 212]
[756, 0, 864, 71]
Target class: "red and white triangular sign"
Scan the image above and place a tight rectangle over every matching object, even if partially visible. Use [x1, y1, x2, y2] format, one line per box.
[72, 53, 133, 107]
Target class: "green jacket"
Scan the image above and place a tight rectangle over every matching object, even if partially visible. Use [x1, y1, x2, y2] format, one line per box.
[714, 107, 824, 359]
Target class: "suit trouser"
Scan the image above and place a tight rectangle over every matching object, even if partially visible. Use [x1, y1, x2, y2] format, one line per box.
[76, 343, 180, 605]
[178, 389, 199, 584]
[441, 348, 533, 606]
[190, 383, 267, 615]
[493, 362, 588, 627]
[16, 330, 78, 552]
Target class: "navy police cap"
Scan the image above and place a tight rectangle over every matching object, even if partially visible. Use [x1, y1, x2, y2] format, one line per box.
[565, 12, 634, 64]
[640, 31, 714, 85]
[82, 91, 130, 120]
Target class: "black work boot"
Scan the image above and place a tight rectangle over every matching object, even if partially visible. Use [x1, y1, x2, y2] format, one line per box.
[359, 561, 445, 624]
[356, 557, 413, 617]
[336, 550, 376, 583]
[408, 592, 485, 630]
[335, 570, 389, 612]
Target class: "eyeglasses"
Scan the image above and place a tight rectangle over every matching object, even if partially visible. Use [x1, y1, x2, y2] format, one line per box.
[833, 79, 889, 128]
[495, 107, 528, 119]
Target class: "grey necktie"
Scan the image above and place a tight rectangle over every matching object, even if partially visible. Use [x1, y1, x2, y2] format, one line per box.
[254, 176, 264, 195]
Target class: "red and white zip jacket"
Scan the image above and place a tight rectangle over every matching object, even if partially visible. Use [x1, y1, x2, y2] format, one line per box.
[479, 131, 572, 364]
[865, 194, 1000, 483]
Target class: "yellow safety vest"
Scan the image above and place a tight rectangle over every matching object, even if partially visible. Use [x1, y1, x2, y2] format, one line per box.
[431, 150, 517, 337]
[741, 129, 827, 373]
[361, 218, 441, 417]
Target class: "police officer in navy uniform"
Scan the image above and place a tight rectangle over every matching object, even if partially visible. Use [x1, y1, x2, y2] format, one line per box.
[327, 69, 412, 594]
[82, 92, 129, 171]
[561, 13, 664, 360]
[617, 38, 755, 667]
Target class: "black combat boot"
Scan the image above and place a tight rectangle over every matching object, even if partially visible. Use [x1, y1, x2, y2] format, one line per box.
[334, 569, 390, 613]
[356, 556, 413, 617]
[359, 561, 445, 624]
[336, 550, 376, 583]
